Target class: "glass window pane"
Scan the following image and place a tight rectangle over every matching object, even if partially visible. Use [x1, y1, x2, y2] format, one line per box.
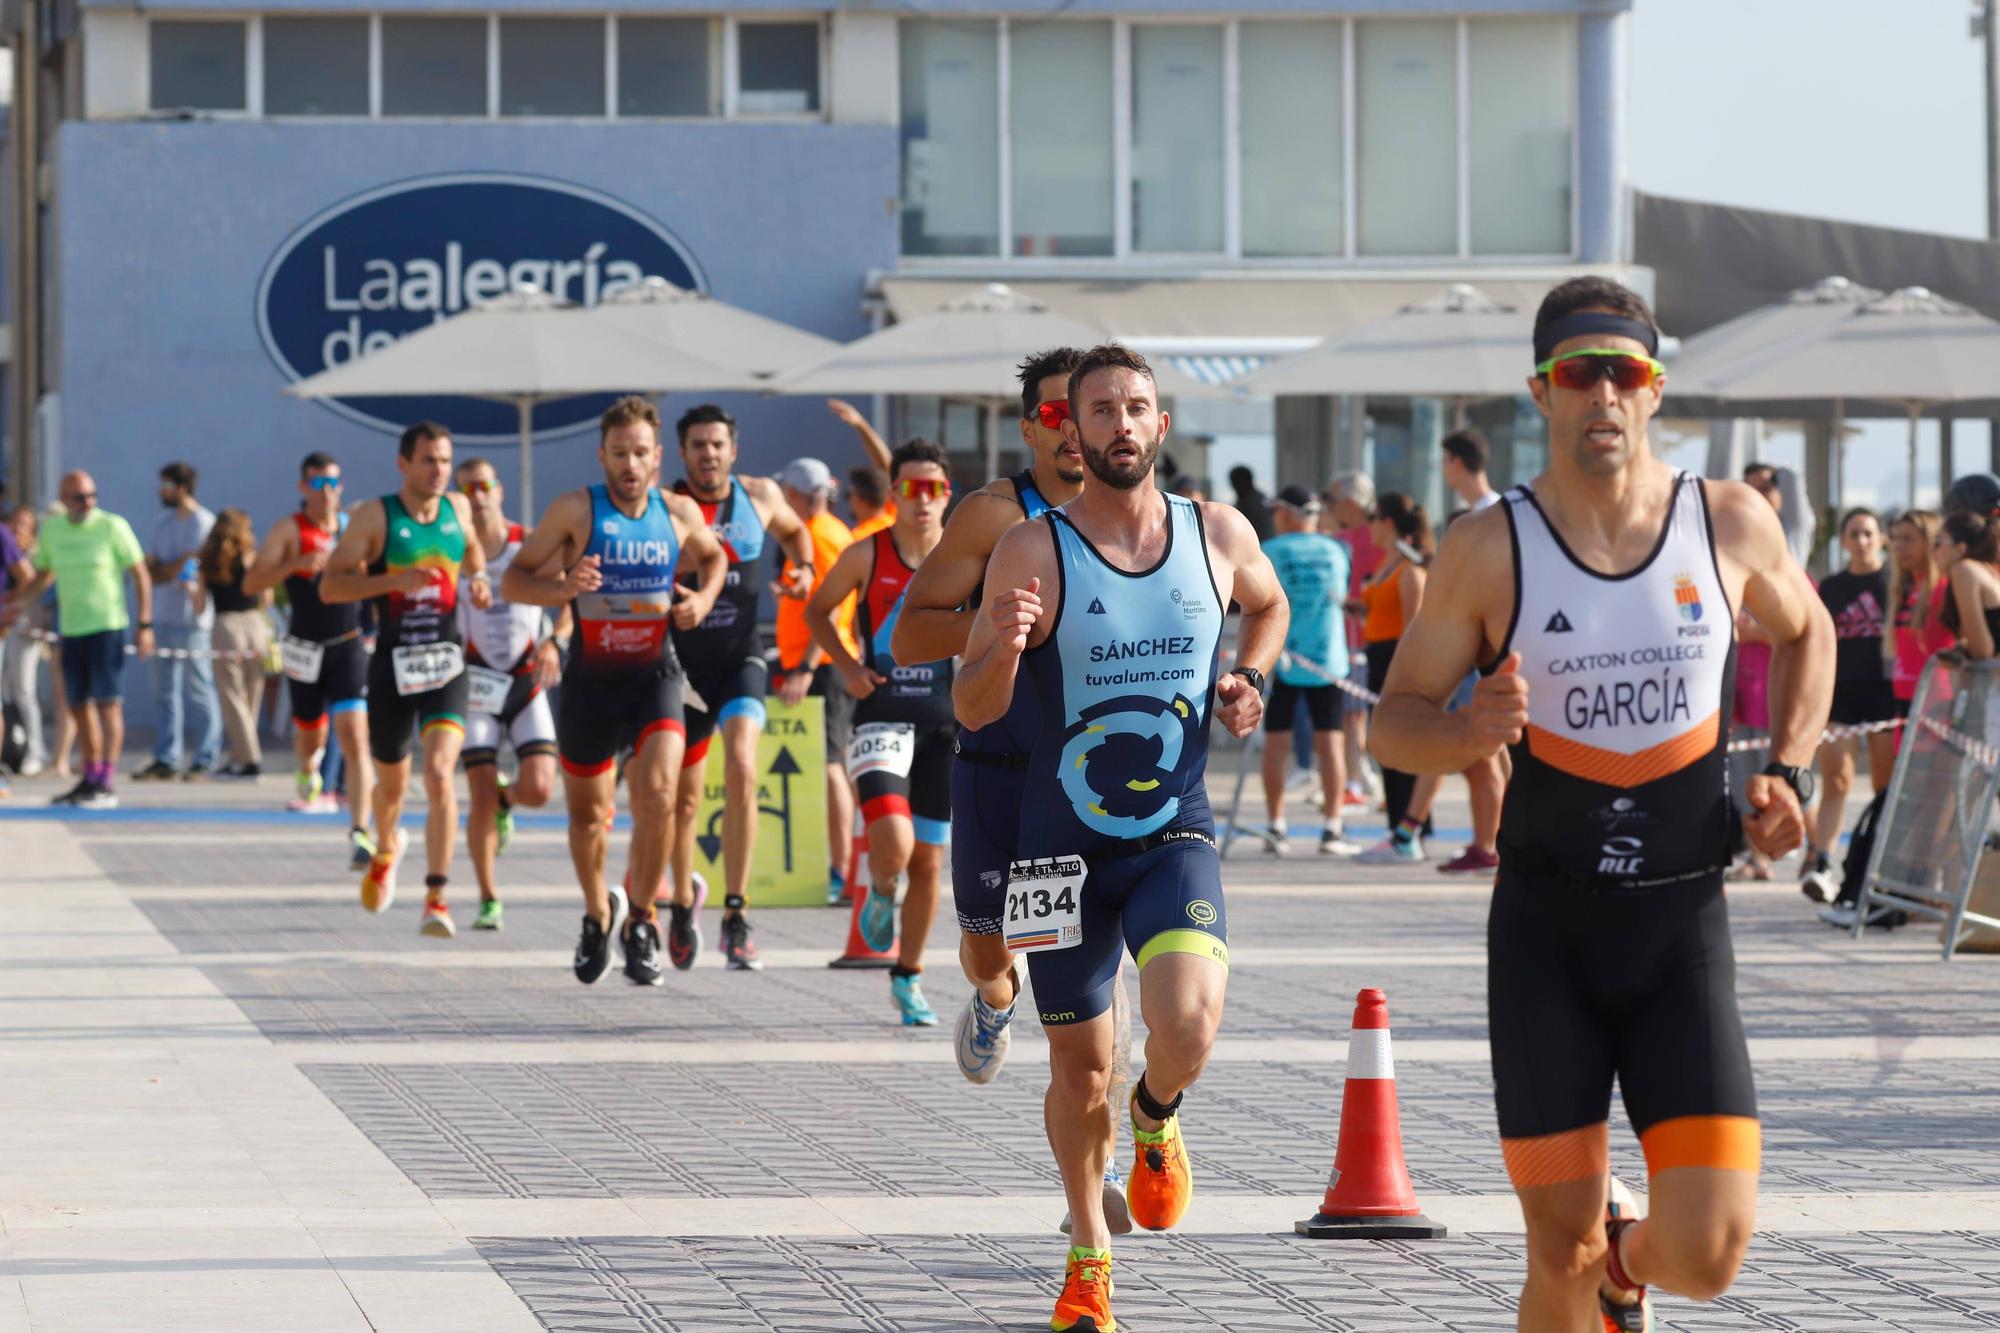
[898, 20, 998, 257]
[501, 18, 604, 117]
[1131, 25, 1224, 254]
[738, 22, 820, 115]
[1469, 19, 1573, 255]
[150, 21, 245, 112]
[264, 18, 368, 116]
[619, 18, 717, 117]
[1010, 20, 1113, 258]
[382, 18, 487, 117]
[1240, 22, 1342, 258]
[1356, 20, 1457, 257]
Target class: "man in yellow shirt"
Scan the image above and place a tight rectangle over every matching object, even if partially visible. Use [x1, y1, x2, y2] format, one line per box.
[773, 457, 861, 903]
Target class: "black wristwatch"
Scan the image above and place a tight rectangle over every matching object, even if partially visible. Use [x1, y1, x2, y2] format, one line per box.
[1229, 665, 1266, 694]
[1761, 762, 1816, 805]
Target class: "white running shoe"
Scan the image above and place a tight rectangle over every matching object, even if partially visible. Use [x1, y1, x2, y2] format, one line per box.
[1357, 835, 1424, 865]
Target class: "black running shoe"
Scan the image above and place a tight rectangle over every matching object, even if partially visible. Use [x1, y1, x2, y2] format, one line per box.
[574, 884, 627, 985]
[721, 911, 762, 972]
[623, 916, 665, 986]
[50, 778, 92, 807]
[667, 902, 700, 971]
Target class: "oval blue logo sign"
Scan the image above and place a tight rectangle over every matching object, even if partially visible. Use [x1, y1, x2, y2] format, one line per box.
[257, 172, 705, 441]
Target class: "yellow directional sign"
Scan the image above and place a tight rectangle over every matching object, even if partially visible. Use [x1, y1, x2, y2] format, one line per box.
[687, 696, 830, 907]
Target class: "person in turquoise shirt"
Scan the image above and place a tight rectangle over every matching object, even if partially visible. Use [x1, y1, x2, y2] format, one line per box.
[1259, 485, 1356, 856]
[2, 471, 153, 808]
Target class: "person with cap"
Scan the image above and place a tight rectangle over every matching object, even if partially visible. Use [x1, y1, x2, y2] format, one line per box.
[772, 455, 863, 907]
[1945, 470, 2000, 519]
[1259, 485, 1357, 855]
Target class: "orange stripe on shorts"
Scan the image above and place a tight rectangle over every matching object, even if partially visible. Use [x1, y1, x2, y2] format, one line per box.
[1639, 1115, 1762, 1176]
[1500, 1122, 1609, 1189]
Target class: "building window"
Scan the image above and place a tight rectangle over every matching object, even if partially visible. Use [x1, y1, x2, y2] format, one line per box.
[1240, 21, 1342, 258]
[1130, 25, 1225, 254]
[1012, 20, 1113, 258]
[150, 20, 246, 112]
[1356, 20, 1458, 257]
[381, 17, 488, 117]
[500, 18, 605, 117]
[264, 18, 368, 117]
[898, 20, 1000, 257]
[619, 18, 719, 117]
[1468, 18, 1574, 255]
[737, 21, 820, 115]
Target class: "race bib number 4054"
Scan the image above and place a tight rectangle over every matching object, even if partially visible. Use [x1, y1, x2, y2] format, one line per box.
[1004, 855, 1087, 954]
[390, 642, 465, 697]
[847, 721, 915, 781]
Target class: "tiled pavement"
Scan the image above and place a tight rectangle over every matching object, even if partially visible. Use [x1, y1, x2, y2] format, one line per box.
[3, 773, 2000, 1330]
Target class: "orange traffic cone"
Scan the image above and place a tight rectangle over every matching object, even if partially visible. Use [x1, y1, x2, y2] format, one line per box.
[844, 829, 866, 905]
[828, 857, 897, 969]
[1296, 988, 1446, 1239]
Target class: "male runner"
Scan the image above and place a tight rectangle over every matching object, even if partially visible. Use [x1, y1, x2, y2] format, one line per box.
[243, 452, 378, 868]
[805, 438, 955, 1026]
[1370, 277, 1833, 1332]
[958, 345, 1286, 1333]
[668, 404, 816, 971]
[322, 423, 490, 937]
[1259, 485, 1357, 856]
[455, 457, 569, 931]
[503, 397, 725, 986]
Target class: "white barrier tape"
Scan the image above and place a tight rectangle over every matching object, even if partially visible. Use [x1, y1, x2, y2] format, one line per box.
[16, 625, 271, 663]
[1281, 647, 1915, 756]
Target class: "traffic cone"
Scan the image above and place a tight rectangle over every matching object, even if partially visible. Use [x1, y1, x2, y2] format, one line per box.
[828, 864, 897, 969]
[844, 828, 866, 904]
[1296, 988, 1446, 1239]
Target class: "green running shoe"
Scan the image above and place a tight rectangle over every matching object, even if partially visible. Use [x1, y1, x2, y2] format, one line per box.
[495, 773, 515, 856]
[474, 900, 504, 931]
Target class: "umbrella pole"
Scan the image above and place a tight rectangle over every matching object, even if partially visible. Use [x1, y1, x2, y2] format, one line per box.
[984, 400, 1000, 482]
[518, 398, 536, 519]
[1907, 403, 1920, 511]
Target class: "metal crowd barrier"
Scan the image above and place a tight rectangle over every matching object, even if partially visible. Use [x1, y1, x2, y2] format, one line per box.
[1853, 655, 2000, 960]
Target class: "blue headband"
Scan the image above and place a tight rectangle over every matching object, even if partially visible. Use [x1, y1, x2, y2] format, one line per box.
[1533, 312, 1659, 365]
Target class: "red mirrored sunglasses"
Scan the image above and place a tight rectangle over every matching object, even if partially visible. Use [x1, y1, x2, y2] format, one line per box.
[1035, 399, 1071, 429]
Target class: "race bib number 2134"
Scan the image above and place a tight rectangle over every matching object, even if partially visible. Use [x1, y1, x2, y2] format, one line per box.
[1004, 855, 1087, 954]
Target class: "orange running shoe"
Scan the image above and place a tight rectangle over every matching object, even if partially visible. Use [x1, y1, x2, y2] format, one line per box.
[1127, 1100, 1193, 1231]
[360, 828, 407, 915]
[1049, 1247, 1114, 1333]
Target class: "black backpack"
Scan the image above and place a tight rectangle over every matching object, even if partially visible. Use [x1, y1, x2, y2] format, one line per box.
[1, 699, 25, 776]
[1836, 788, 1890, 911]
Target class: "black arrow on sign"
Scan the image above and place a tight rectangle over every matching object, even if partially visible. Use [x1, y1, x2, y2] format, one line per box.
[694, 744, 801, 873]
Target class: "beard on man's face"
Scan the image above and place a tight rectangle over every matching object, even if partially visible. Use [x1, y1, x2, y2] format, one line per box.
[1082, 434, 1158, 491]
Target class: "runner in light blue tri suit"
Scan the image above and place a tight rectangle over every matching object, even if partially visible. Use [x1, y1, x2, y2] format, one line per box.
[1259, 485, 1357, 855]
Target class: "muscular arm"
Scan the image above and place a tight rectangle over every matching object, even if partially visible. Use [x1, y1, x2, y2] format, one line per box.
[750, 477, 815, 571]
[241, 518, 298, 597]
[955, 520, 1058, 731]
[1203, 502, 1287, 736]
[127, 558, 153, 625]
[1370, 508, 1516, 775]
[828, 399, 894, 475]
[668, 492, 728, 625]
[317, 501, 392, 605]
[892, 489, 1021, 665]
[500, 492, 588, 607]
[805, 539, 871, 679]
[1718, 482, 1834, 768]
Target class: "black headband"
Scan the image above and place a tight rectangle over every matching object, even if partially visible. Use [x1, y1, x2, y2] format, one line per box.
[1533, 312, 1659, 365]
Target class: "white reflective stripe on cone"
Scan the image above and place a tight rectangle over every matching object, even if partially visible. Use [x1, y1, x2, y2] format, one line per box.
[1345, 1027, 1394, 1081]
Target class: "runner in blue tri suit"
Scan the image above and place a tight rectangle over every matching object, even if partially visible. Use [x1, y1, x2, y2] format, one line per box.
[1259, 485, 1357, 856]
[502, 397, 726, 989]
[668, 404, 816, 971]
[956, 345, 1288, 1333]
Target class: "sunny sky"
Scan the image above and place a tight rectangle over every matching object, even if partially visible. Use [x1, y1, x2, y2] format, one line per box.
[1630, 0, 1992, 508]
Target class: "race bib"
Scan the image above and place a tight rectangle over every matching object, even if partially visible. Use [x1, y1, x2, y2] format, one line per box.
[1004, 855, 1087, 954]
[280, 635, 325, 684]
[390, 642, 465, 697]
[847, 721, 915, 781]
[464, 664, 512, 715]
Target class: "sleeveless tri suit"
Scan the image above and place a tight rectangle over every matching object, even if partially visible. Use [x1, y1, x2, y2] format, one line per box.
[559, 484, 687, 776]
[1487, 471, 1760, 1189]
[848, 526, 957, 847]
[459, 524, 558, 770]
[282, 509, 367, 727]
[365, 495, 469, 765]
[671, 476, 770, 765]
[1017, 493, 1229, 1027]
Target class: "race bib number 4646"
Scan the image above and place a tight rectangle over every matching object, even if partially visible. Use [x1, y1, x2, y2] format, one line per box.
[1004, 855, 1087, 954]
[390, 642, 465, 697]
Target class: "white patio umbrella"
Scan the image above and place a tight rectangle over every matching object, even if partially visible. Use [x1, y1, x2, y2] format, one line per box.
[1236, 284, 1533, 417]
[286, 287, 765, 515]
[769, 283, 1219, 477]
[584, 276, 842, 373]
[1674, 284, 2000, 507]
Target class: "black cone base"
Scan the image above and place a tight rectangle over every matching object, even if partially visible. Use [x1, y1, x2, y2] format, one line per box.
[1295, 1211, 1447, 1239]
[827, 956, 896, 969]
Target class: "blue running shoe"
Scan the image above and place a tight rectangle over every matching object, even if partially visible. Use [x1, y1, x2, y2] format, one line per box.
[891, 973, 938, 1026]
[826, 863, 846, 907]
[858, 884, 898, 953]
[955, 989, 1017, 1083]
